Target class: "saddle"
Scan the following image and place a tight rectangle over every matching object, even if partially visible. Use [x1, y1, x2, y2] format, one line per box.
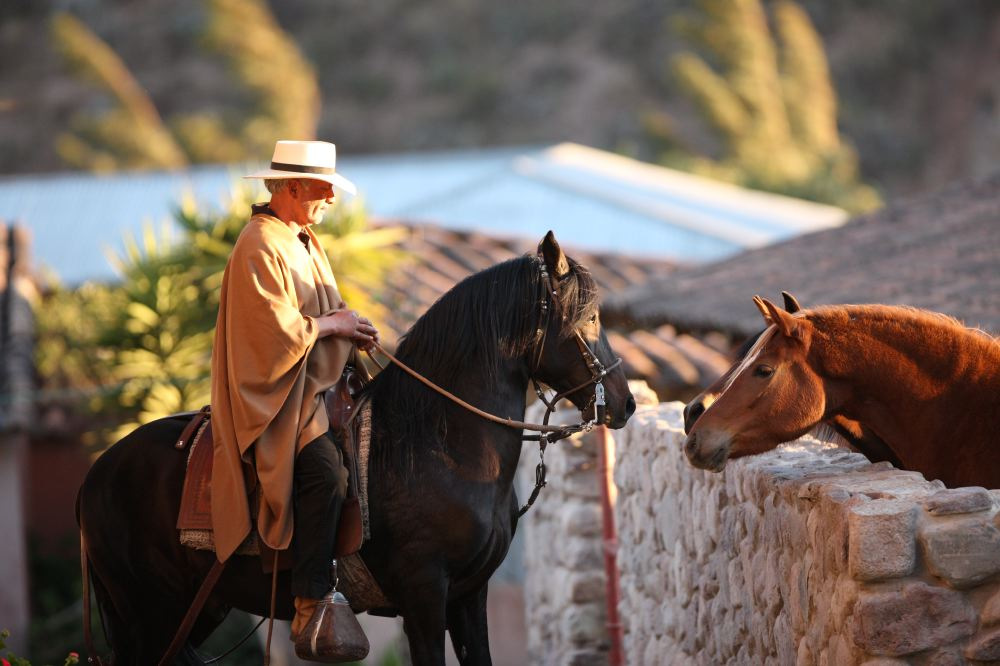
[176, 365, 369, 570]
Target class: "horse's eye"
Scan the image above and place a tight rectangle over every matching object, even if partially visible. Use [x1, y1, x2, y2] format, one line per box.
[753, 365, 774, 379]
[590, 314, 598, 324]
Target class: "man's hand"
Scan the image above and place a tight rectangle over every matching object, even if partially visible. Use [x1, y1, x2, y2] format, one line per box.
[317, 309, 380, 351]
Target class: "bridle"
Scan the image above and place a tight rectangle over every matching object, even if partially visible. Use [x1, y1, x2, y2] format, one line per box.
[519, 255, 622, 514]
[367, 254, 622, 515]
[529, 256, 621, 431]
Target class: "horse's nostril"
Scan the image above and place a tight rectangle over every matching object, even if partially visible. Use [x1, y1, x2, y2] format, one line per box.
[684, 433, 697, 454]
[684, 402, 705, 434]
[625, 396, 636, 417]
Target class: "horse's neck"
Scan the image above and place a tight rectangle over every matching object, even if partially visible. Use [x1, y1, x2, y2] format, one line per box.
[441, 361, 529, 483]
[815, 310, 1000, 467]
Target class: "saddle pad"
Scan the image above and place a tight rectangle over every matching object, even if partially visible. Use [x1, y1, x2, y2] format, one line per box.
[177, 396, 374, 551]
[177, 417, 214, 530]
[356, 396, 373, 540]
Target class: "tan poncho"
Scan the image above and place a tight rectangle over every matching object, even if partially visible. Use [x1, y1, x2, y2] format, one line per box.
[210, 210, 352, 562]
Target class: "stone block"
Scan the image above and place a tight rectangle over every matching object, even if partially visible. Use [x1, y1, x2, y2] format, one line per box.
[796, 638, 813, 666]
[851, 583, 976, 656]
[565, 649, 608, 666]
[559, 465, 601, 500]
[858, 660, 908, 666]
[568, 573, 605, 603]
[920, 518, 1000, 587]
[561, 503, 603, 538]
[982, 586, 1000, 626]
[924, 648, 965, 666]
[848, 499, 916, 580]
[964, 626, 1000, 661]
[923, 487, 994, 515]
[561, 603, 605, 646]
[559, 539, 602, 570]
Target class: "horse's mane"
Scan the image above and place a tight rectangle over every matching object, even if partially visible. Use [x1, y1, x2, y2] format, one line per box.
[808, 304, 998, 341]
[369, 254, 599, 475]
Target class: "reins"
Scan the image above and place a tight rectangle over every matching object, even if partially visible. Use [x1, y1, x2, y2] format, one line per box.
[366, 342, 617, 437]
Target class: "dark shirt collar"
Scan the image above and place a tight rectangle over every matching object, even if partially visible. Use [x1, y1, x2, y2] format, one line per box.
[251, 202, 310, 250]
[251, 202, 277, 217]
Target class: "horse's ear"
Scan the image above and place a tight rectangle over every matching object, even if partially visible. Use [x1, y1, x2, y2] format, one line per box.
[538, 230, 570, 278]
[752, 295, 773, 323]
[762, 298, 801, 340]
[781, 291, 802, 313]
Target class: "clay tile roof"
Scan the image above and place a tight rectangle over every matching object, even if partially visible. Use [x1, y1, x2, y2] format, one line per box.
[372, 223, 733, 399]
[603, 174, 1000, 338]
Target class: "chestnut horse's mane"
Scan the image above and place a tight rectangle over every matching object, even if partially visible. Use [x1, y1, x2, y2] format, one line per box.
[806, 304, 999, 344]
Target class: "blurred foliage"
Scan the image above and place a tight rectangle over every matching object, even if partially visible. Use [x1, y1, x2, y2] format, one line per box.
[50, 13, 187, 172]
[51, 0, 319, 171]
[647, 0, 881, 214]
[35, 187, 406, 450]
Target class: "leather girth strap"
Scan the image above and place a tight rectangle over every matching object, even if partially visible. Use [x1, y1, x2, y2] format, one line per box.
[157, 558, 227, 666]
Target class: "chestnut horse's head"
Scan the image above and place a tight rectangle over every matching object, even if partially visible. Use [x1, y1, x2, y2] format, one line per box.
[682, 295, 825, 472]
[683, 291, 801, 434]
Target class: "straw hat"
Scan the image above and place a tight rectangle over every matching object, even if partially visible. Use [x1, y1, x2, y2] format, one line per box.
[245, 140, 357, 195]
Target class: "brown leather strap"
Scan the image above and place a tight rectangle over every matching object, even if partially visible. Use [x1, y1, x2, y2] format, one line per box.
[79, 527, 105, 666]
[367, 342, 621, 434]
[263, 550, 279, 666]
[175, 405, 211, 450]
[157, 559, 226, 666]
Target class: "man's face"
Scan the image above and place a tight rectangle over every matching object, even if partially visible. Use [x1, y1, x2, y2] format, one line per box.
[290, 179, 336, 226]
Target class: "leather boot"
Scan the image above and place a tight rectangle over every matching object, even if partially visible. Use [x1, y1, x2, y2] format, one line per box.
[291, 596, 319, 642]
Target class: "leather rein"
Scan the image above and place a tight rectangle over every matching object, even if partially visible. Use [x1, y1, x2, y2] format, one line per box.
[366, 256, 622, 516]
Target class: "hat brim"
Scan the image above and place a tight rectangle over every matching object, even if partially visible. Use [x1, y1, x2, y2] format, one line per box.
[244, 169, 358, 196]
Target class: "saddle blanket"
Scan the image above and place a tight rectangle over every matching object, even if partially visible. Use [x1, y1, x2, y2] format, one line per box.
[177, 400, 391, 611]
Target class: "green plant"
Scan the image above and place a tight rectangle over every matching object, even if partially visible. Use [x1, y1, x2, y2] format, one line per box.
[34, 185, 406, 450]
[51, 0, 320, 170]
[649, 0, 881, 214]
[0, 629, 78, 666]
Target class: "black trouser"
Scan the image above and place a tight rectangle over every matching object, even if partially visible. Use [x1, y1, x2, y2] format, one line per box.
[291, 432, 349, 599]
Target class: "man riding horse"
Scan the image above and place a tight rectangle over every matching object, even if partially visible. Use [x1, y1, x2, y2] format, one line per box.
[210, 139, 379, 649]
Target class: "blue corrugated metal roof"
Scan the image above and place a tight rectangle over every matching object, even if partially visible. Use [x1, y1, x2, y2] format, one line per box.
[0, 143, 846, 285]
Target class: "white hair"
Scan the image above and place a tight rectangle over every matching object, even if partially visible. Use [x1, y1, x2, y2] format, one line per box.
[264, 178, 295, 195]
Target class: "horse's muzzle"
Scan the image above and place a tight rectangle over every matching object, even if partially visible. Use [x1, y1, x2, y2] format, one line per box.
[605, 394, 636, 429]
[683, 431, 730, 472]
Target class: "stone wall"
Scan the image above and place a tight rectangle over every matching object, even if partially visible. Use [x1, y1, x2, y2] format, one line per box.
[522, 399, 1000, 664]
[519, 382, 660, 665]
[613, 402, 1000, 665]
[519, 406, 612, 666]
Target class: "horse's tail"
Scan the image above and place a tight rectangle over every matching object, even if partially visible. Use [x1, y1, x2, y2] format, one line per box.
[79, 522, 106, 666]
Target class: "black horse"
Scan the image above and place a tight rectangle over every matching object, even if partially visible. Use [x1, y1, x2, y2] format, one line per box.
[78, 231, 636, 665]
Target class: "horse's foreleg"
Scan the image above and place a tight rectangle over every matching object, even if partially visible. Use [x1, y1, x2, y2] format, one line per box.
[446, 585, 491, 665]
[398, 572, 449, 666]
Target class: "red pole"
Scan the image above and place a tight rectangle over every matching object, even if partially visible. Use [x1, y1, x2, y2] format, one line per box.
[597, 425, 624, 666]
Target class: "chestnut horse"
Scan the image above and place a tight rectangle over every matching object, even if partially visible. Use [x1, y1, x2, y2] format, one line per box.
[683, 297, 1000, 489]
[683, 292, 901, 467]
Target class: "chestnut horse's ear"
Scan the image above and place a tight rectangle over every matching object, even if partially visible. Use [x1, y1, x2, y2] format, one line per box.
[781, 291, 802, 313]
[761, 297, 801, 339]
[752, 295, 773, 323]
[539, 230, 570, 278]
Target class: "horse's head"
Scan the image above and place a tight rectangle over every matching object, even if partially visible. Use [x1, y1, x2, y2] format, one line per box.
[683, 291, 802, 434]
[682, 295, 824, 471]
[530, 231, 635, 429]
